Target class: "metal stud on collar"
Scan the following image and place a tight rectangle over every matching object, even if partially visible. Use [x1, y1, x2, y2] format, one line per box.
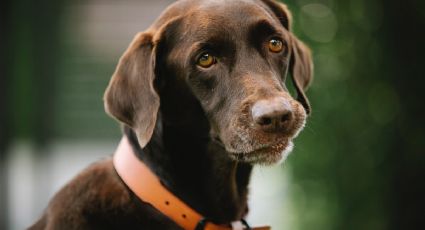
[195, 218, 209, 230]
[195, 218, 252, 230]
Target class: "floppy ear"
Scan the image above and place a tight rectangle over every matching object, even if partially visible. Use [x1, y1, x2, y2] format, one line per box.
[289, 37, 313, 114]
[104, 32, 160, 147]
[261, 0, 313, 114]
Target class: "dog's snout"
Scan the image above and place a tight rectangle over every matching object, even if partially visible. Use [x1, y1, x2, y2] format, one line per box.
[251, 97, 293, 132]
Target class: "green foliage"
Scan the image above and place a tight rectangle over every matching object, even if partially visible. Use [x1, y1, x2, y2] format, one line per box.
[282, 0, 397, 229]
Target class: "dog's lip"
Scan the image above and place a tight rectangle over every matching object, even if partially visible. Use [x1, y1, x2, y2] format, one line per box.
[211, 133, 290, 156]
[230, 139, 289, 155]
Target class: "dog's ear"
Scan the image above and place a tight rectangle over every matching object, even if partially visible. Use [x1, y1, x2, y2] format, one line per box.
[261, 0, 313, 114]
[289, 37, 313, 114]
[104, 32, 160, 147]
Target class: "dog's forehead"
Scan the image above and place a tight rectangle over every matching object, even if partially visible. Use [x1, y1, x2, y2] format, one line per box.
[189, 0, 275, 29]
[155, 0, 280, 35]
[178, 1, 284, 46]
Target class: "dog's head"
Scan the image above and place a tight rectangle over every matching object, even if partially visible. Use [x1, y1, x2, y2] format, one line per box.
[104, 0, 313, 165]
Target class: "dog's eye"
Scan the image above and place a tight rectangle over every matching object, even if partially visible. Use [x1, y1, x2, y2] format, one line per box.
[268, 38, 285, 53]
[197, 53, 216, 68]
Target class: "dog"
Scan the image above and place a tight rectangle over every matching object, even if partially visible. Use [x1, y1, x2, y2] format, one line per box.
[30, 0, 313, 229]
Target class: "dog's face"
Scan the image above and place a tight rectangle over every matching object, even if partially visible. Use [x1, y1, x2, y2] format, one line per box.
[104, 0, 313, 165]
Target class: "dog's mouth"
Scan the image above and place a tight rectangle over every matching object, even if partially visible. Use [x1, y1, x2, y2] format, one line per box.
[213, 134, 293, 165]
[228, 139, 293, 165]
[210, 98, 306, 165]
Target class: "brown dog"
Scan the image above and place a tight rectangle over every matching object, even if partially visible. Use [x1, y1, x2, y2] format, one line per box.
[30, 0, 313, 229]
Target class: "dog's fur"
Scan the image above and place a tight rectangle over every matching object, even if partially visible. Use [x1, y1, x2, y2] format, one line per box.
[30, 0, 313, 229]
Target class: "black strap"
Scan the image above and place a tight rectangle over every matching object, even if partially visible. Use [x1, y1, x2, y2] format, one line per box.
[240, 219, 252, 230]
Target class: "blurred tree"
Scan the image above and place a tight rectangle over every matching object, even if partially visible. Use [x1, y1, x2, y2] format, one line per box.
[6, 0, 64, 145]
[285, 0, 425, 229]
[385, 0, 425, 229]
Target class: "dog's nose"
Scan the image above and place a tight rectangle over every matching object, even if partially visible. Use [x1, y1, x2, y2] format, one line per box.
[251, 97, 293, 132]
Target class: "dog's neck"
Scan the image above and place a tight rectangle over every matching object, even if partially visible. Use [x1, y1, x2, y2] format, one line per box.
[124, 119, 252, 224]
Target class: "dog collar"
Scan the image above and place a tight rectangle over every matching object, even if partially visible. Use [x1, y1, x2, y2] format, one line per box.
[113, 136, 271, 230]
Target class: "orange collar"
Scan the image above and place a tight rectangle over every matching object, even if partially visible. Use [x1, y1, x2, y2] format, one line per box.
[113, 137, 271, 230]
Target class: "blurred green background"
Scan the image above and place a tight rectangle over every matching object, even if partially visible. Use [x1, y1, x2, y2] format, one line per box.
[1, 0, 424, 229]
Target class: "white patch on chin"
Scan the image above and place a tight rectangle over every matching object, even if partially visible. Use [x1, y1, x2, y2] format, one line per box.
[277, 140, 294, 164]
[292, 115, 307, 139]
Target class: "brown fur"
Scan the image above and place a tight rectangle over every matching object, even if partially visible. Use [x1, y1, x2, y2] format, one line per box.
[30, 0, 313, 229]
